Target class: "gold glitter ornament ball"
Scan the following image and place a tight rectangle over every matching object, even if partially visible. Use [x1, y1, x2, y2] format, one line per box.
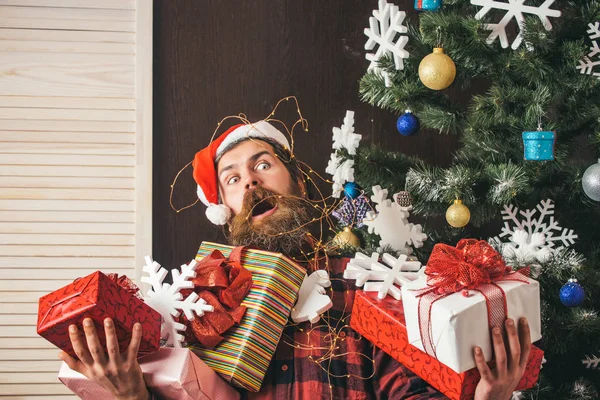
[418, 47, 456, 90]
[332, 227, 361, 248]
[446, 199, 470, 228]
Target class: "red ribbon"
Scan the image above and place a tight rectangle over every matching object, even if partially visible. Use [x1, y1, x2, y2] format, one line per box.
[180, 247, 253, 348]
[107, 273, 143, 300]
[416, 239, 529, 357]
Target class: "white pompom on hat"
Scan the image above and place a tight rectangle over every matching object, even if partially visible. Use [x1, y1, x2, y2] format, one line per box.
[192, 121, 291, 225]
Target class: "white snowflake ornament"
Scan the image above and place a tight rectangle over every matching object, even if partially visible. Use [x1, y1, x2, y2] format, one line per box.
[344, 252, 422, 300]
[577, 22, 600, 79]
[332, 111, 362, 156]
[325, 111, 363, 198]
[291, 270, 332, 324]
[582, 354, 600, 369]
[364, 0, 409, 87]
[362, 185, 427, 254]
[491, 199, 577, 266]
[471, 0, 562, 50]
[141, 256, 214, 347]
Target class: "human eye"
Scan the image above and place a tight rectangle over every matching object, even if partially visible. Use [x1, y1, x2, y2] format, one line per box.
[226, 176, 240, 185]
[255, 161, 270, 171]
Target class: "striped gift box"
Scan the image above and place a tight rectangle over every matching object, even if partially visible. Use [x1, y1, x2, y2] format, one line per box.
[189, 242, 305, 392]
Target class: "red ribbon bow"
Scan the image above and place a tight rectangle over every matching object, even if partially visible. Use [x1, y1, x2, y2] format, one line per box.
[107, 273, 143, 300]
[180, 247, 253, 348]
[416, 239, 529, 357]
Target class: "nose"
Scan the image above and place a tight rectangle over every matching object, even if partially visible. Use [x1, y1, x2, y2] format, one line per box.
[244, 171, 261, 190]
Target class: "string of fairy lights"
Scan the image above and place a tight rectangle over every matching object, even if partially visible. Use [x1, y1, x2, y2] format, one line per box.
[170, 96, 378, 398]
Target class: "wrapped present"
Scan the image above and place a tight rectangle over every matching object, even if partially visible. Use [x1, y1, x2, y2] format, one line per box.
[351, 290, 544, 400]
[401, 239, 542, 373]
[522, 130, 555, 161]
[190, 242, 305, 392]
[37, 271, 161, 359]
[59, 347, 240, 400]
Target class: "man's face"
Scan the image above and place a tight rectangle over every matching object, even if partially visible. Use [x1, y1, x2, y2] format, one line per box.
[216, 139, 314, 254]
[217, 139, 296, 216]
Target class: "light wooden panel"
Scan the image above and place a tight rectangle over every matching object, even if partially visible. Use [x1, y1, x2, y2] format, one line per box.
[0, 177, 135, 189]
[0, 131, 136, 144]
[0, 199, 134, 211]
[0, 1, 151, 397]
[0, 96, 135, 109]
[0, 108, 135, 121]
[0, 52, 134, 98]
[0, 234, 135, 245]
[0, 40, 135, 54]
[0, 210, 135, 222]
[0, 0, 135, 9]
[0, 28, 135, 43]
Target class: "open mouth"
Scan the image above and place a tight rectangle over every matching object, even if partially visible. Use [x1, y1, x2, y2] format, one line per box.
[251, 198, 277, 221]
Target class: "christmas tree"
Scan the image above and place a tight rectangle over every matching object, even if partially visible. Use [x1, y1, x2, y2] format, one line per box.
[336, 0, 600, 398]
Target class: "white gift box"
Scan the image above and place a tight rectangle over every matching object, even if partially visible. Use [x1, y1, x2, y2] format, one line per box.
[401, 276, 542, 373]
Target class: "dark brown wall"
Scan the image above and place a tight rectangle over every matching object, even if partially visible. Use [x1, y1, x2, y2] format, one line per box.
[153, 0, 459, 267]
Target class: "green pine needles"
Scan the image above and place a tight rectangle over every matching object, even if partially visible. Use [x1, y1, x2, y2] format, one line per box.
[353, 0, 600, 397]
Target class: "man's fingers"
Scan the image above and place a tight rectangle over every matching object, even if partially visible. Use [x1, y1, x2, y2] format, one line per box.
[82, 318, 107, 365]
[58, 350, 86, 375]
[492, 326, 507, 377]
[505, 318, 521, 371]
[518, 317, 532, 369]
[68, 324, 94, 365]
[126, 323, 142, 361]
[473, 346, 492, 381]
[103, 318, 121, 363]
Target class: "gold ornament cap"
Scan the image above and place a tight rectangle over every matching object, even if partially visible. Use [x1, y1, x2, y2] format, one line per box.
[418, 47, 457, 91]
[446, 199, 470, 228]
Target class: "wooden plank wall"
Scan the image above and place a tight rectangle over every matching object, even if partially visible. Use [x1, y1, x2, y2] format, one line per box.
[0, 0, 152, 398]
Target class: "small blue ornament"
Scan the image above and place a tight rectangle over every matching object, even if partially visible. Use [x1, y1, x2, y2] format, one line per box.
[522, 130, 555, 161]
[559, 279, 585, 307]
[414, 0, 442, 11]
[343, 182, 361, 200]
[396, 110, 420, 136]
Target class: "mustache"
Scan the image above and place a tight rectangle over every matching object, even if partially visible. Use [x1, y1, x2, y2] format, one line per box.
[239, 186, 278, 219]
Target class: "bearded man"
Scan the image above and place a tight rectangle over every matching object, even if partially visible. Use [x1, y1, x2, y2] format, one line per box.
[60, 121, 532, 400]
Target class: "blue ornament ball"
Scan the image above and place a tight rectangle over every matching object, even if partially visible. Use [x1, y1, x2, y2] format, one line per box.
[396, 111, 420, 136]
[343, 182, 361, 200]
[559, 279, 585, 307]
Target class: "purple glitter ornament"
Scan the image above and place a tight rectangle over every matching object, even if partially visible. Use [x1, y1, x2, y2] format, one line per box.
[331, 194, 372, 228]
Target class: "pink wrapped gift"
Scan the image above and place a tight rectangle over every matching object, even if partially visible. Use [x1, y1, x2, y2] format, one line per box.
[58, 347, 240, 400]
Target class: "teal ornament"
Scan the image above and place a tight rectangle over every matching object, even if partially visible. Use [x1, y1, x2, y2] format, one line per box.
[343, 182, 361, 199]
[396, 110, 420, 136]
[559, 279, 585, 307]
[414, 0, 441, 11]
[522, 130, 555, 161]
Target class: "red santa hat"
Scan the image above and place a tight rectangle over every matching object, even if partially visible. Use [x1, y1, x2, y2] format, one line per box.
[192, 120, 291, 225]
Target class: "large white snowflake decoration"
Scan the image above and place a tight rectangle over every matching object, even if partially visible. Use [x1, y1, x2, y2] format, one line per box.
[491, 199, 577, 265]
[470, 0, 562, 50]
[332, 111, 362, 156]
[362, 185, 427, 254]
[344, 252, 422, 299]
[141, 256, 214, 347]
[326, 110, 362, 198]
[364, 0, 409, 87]
[576, 22, 600, 79]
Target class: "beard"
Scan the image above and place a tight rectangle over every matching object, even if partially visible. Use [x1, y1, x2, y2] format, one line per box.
[227, 185, 315, 256]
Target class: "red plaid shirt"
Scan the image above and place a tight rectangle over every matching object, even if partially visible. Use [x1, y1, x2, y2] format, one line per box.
[239, 257, 447, 400]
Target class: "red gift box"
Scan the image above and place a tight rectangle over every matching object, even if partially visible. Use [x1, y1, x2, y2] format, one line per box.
[37, 271, 161, 359]
[350, 290, 544, 400]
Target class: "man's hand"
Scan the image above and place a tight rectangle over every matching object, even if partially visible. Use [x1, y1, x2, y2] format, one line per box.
[474, 317, 531, 400]
[58, 317, 150, 400]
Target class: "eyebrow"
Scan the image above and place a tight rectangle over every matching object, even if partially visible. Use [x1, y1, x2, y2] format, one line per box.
[218, 150, 272, 180]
